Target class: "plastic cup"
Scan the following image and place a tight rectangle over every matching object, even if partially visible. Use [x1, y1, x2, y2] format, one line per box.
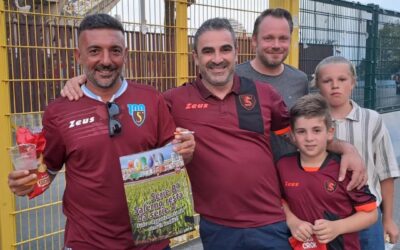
[8, 144, 38, 185]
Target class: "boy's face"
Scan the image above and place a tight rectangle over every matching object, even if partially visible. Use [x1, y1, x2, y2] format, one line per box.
[292, 116, 334, 161]
[317, 63, 355, 108]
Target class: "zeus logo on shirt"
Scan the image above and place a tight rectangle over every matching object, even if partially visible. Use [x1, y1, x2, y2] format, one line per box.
[285, 181, 300, 187]
[69, 117, 95, 128]
[185, 103, 208, 109]
[128, 104, 146, 127]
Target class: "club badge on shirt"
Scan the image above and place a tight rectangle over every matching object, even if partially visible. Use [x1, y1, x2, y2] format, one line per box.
[128, 104, 146, 127]
[239, 94, 256, 111]
[324, 180, 337, 193]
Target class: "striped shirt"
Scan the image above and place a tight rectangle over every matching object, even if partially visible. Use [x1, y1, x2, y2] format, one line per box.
[333, 100, 400, 204]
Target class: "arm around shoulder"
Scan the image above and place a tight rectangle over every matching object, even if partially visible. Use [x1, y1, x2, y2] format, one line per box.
[327, 138, 367, 190]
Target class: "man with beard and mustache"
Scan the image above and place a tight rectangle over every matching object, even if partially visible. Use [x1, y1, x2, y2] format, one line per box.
[60, 17, 366, 250]
[7, 13, 195, 250]
[236, 8, 309, 161]
[162, 18, 367, 249]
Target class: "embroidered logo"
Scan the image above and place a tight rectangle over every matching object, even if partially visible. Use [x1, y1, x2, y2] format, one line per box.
[324, 180, 337, 193]
[68, 116, 95, 128]
[185, 103, 209, 109]
[239, 94, 256, 110]
[127, 104, 146, 127]
[285, 181, 300, 187]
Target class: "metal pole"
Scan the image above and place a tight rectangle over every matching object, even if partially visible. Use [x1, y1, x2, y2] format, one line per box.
[0, 0, 17, 249]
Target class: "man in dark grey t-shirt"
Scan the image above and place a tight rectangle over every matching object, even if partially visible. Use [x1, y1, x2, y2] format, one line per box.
[236, 8, 308, 160]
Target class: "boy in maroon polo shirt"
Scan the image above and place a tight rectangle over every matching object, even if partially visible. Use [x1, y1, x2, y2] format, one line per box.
[7, 14, 195, 250]
[59, 17, 367, 250]
[278, 94, 377, 250]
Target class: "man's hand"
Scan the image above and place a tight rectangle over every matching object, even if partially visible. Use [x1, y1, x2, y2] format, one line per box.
[172, 127, 195, 164]
[8, 170, 37, 196]
[384, 217, 399, 244]
[60, 75, 86, 101]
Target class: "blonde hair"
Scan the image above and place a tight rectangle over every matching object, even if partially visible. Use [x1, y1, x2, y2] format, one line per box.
[311, 56, 357, 88]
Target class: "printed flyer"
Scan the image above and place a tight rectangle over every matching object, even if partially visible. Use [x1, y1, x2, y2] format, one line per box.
[120, 144, 195, 245]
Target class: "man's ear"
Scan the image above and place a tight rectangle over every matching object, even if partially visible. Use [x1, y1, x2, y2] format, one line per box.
[235, 46, 239, 64]
[192, 49, 199, 66]
[251, 34, 257, 48]
[124, 47, 128, 63]
[74, 48, 81, 65]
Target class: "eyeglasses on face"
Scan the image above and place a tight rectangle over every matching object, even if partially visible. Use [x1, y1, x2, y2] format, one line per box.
[106, 102, 122, 137]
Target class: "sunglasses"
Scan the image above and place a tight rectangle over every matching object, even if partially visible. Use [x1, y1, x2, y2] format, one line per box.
[107, 102, 122, 137]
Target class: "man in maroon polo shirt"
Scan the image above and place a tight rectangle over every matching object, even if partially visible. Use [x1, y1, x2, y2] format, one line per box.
[162, 18, 366, 249]
[7, 14, 195, 250]
[163, 18, 292, 249]
[59, 17, 366, 250]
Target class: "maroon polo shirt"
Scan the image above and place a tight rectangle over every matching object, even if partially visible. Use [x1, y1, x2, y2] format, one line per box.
[277, 152, 376, 250]
[163, 74, 290, 227]
[43, 81, 175, 249]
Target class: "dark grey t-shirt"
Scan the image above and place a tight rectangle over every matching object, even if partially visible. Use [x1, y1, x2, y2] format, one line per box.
[236, 61, 309, 161]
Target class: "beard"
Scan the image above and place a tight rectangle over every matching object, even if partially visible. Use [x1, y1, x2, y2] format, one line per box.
[84, 64, 122, 89]
[257, 49, 288, 69]
[200, 61, 235, 87]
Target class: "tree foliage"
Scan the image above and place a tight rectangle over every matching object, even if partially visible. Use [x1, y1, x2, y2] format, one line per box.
[378, 23, 400, 78]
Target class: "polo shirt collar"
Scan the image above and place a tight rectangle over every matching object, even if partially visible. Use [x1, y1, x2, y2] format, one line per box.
[193, 73, 241, 99]
[82, 78, 128, 102]
[333, 99, 360, 122]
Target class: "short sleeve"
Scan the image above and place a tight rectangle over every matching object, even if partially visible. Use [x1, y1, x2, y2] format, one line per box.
[373, 118, 400, 180]
[268, 86, 290, 133]
[42, 105, 67, 173]
[156, 92, 176, 147]
[342, 172, 377, 212]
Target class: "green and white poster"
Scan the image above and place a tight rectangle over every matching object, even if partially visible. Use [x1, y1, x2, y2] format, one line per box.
[120, 144, 195, 245]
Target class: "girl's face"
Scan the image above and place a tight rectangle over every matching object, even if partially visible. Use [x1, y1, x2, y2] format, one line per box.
[317, 63, 355, 109]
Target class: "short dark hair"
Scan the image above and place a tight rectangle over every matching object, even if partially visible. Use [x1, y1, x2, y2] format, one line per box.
[193, 18, 237, 52]
[290, 94, 333, 130]
[78, 13, 124, 37]
[252, 8, 293, 37]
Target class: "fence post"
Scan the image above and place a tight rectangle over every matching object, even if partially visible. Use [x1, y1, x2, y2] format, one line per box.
[175, 0, 189, 86]
[0, 0, 17, 249]
[365, 4, 378, 109]
[269, 0, 300, 68]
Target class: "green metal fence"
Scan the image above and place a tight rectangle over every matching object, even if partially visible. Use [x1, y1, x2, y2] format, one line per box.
[299, 0, 400, 113]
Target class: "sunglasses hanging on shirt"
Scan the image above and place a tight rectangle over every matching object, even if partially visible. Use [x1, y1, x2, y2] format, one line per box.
[106, 102, 122, 137]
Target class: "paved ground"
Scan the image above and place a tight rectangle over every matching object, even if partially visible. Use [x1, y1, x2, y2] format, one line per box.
[174, 178, 400, 250]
